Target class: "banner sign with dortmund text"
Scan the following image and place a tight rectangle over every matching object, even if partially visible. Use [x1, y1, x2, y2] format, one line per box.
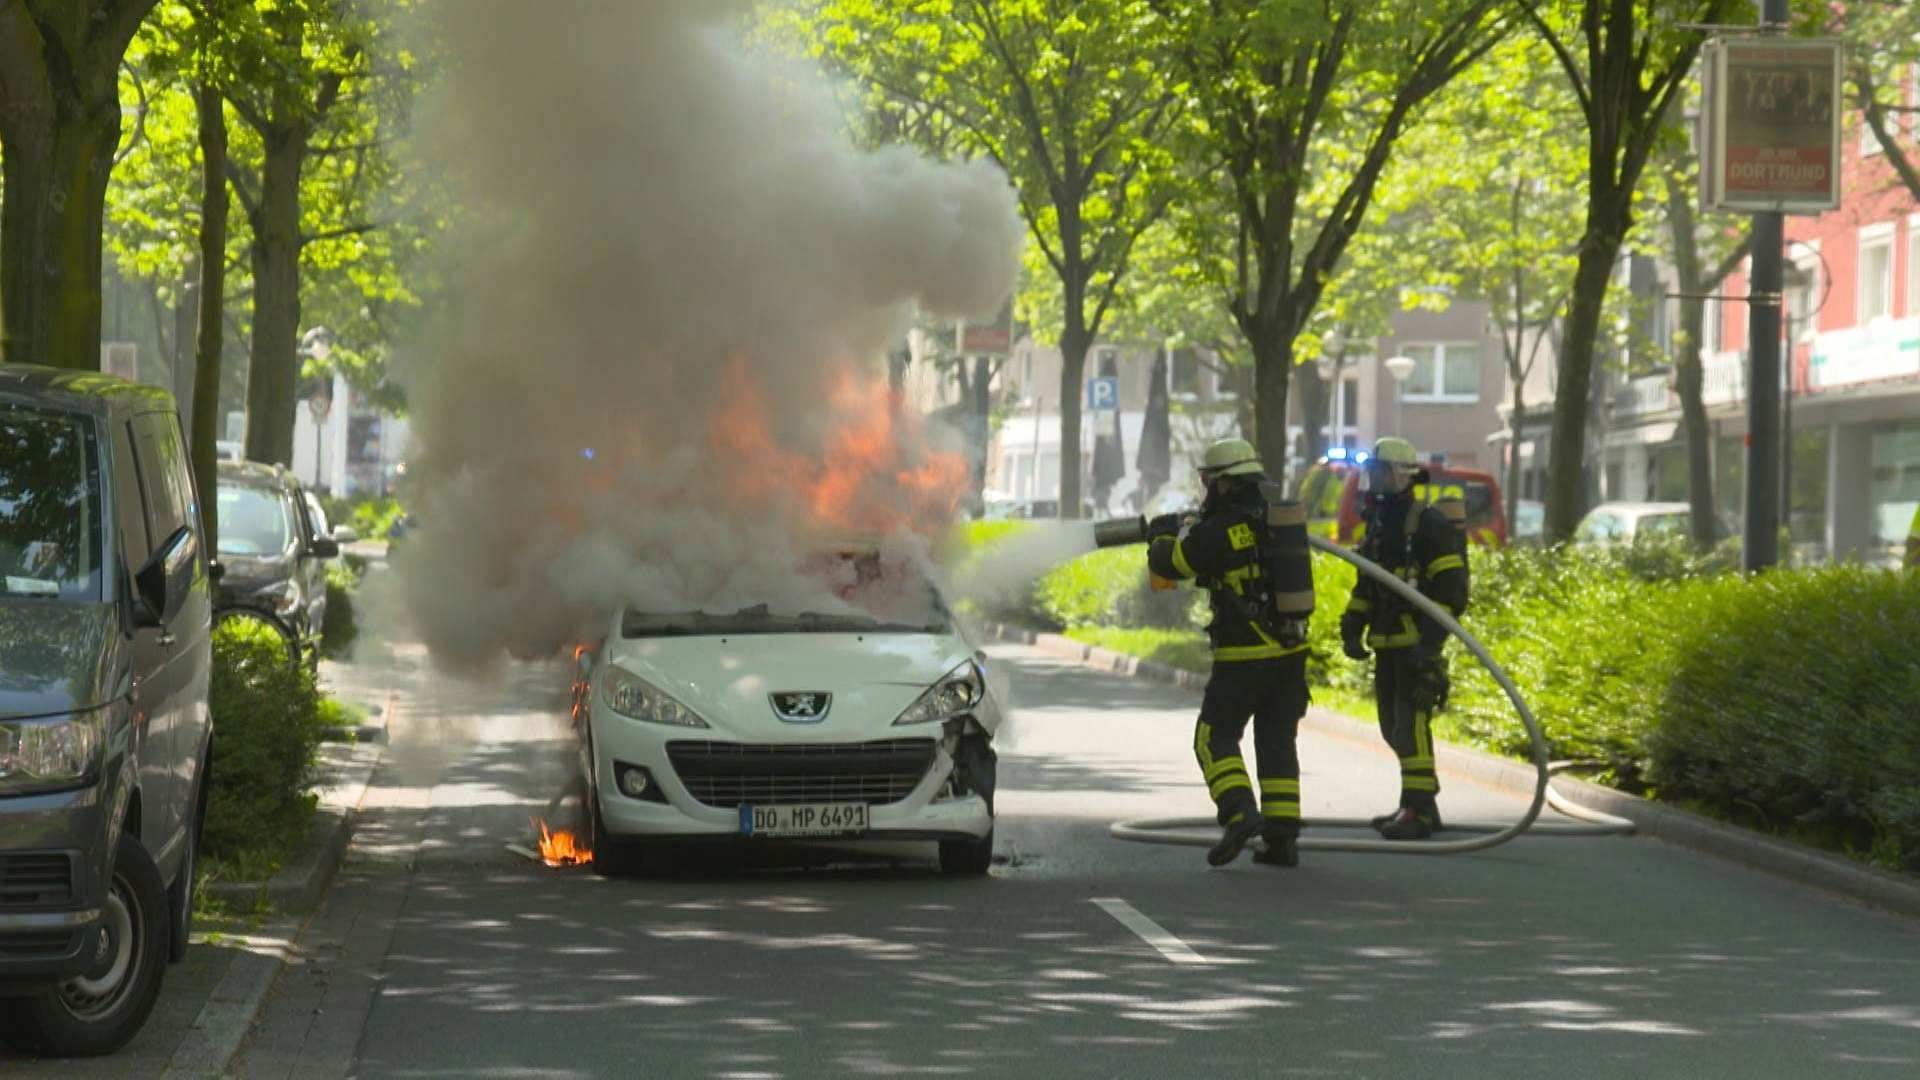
[1702, 37, 1842, 214]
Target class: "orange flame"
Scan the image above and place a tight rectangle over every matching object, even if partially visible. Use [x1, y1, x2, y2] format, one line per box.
[709, 356, 968, 538]
[532, 817, 591, 867]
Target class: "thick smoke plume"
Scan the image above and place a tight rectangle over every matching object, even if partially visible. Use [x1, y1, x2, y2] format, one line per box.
[396, 1, 1021, 670]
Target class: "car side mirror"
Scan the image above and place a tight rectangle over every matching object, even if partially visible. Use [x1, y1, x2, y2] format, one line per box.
[330, 525, 359, 544]
[310, 536, 341, 560]
[134, 526, 197, 628]
[209, 559, 226, 585]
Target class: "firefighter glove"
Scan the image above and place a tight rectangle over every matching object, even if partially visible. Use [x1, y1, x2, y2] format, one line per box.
[1146, 513, 1185, 540]
[1340, 613, 1370, 661]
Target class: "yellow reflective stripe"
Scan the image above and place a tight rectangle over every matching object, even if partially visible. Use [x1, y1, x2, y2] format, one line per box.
[1214, 642, 1308, 662]
[1171, 538, 1196, 579]
[1368, 614, 1420, 648]
[1194, 722, 1213, 771]
[1210, 773, 1253, 799]
[1426, 554, 1465, 577]
[1222, 565, 1257, 593]
[1261, 804, 1301, 819]
[1414, 713, 1432, 758]
[1259, 778, 1300, 795]
[1401, 755, 1435, 770]
[1347, 597, 1372, 613]
[1204, 756, 1246, 781]
[1400, 776, 1439, 792]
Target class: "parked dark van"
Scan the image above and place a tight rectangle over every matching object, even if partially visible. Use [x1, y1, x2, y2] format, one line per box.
[0, 366, 212, 1057]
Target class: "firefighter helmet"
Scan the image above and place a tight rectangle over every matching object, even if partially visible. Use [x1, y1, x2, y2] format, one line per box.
[1200, 438, 1262, 477]
[1372, 436, 1419, 467]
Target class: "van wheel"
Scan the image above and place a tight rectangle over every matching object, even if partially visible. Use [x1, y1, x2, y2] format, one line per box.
[938, 830, 994, 877]
[0, 833, 169, 1057]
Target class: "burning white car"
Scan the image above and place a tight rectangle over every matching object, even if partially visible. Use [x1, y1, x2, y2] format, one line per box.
[571, 547, 1001, 876]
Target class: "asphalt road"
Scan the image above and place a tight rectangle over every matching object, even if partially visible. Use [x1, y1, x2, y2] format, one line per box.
[229, 642, 1920, 1079]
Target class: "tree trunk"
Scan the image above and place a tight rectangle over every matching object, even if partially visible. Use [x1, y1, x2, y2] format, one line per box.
[969, 355, 993, 508]
[1544, 225, 1626, 542]
[244, 128, 309, 466]
[1664, 175, 1717, 550]
[1507, 379, 1525, 539]
[1298, 358, 1330, 476]
[1058, 319, 1090, 519]
[191, 82, 229, 549]
[0, 104, 120, 369]
[1249, 325, 1293, 485]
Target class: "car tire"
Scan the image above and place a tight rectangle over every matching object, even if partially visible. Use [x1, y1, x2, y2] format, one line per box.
[938, 829, 994, 877]
[169, 748, 210, 963]
[588, 793, 649, 877]
[0, 833, 170, 1057]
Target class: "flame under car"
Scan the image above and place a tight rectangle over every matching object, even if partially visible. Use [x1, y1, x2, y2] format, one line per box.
[571, 551, 1000, 876]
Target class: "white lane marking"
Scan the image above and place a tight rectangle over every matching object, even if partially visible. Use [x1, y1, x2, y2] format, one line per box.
[1092, 898, 1212, 965]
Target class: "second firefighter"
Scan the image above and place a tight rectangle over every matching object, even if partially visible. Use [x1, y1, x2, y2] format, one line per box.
[1340, 436, 1470, 841]
[1147, 438, 1316, 868]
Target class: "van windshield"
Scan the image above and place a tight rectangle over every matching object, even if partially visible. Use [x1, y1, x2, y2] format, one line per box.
[0, 405, 104, 602]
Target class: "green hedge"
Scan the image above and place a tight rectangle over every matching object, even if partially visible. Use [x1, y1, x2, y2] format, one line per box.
[320, 559, 363, 660]
[204, 621, 325, 868]
[1650, 567, 1920, 870]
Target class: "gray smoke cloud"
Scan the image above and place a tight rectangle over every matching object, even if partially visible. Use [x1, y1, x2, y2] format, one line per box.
[394, 1, 1021, 671]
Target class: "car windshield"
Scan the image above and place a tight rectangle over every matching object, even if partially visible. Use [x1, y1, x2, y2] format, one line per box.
[623, 551, 952, 637]
[1636, 512, 1690, 538]
[0, 405, 104, 602]
[218, 484, 292, 555]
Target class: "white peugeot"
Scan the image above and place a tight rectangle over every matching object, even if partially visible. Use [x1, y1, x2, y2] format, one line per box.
[571, 548, 1001, 876]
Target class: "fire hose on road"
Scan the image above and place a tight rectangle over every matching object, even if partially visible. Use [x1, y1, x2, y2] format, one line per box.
[1107, 533, 1636, 856]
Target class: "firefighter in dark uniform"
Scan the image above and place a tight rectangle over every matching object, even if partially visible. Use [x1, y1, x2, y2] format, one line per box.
[1340, 436, 1470, 840]
[1147, 439, 1315, 867]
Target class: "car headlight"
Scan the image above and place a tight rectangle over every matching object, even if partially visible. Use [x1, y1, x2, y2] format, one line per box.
[601, 665, 709, 728]
[0, 711, 104, 795]
[893, 660, 985, 726]
[252, 579, 301, 616]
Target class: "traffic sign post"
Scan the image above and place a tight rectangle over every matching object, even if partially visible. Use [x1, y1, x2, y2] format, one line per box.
[1087, 375, 1120, 412]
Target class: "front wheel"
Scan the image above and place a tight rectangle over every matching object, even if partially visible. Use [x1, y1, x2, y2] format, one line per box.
[938, 829, 994, 877]
[0, 833, 169, 1056]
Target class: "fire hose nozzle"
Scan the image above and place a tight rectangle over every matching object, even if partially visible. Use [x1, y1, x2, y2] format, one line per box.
[1092, 516, 1150, 549]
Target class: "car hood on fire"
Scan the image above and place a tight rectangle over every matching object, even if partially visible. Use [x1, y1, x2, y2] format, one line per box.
[601, 632, 980, 740]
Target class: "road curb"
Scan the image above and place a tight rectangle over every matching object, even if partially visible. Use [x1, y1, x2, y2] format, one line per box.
[983, 621, 1920, 920]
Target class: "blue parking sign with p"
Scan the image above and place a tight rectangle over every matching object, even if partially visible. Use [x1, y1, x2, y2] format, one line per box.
[1088, 376, 1119, 411]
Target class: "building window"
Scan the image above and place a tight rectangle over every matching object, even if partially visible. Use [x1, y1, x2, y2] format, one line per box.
[1859, 227, 1894, 323]
[1909, 218, 1920, 316]
[1169, 347, 1201, 397]
[1786, 244, 1821, 338]
[1401, 343, 1481, 403]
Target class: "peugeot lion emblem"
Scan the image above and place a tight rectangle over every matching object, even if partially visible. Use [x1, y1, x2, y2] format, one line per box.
[770, 692, 831, 723]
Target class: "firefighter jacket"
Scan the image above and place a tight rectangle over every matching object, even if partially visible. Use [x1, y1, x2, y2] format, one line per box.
[1345, 489, 1469, 651]
[1147, 479, 1306, 664]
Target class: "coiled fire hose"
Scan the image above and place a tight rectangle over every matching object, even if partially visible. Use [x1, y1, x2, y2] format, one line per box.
[1108, 535, 1636, 855]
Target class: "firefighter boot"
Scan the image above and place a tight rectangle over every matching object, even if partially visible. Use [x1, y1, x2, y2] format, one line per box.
[1207, 811, 1264, 867]
[1377, 807, 1437, 841]
[1252, 822, 1299, 867]
[1372, 805, 1441, 832]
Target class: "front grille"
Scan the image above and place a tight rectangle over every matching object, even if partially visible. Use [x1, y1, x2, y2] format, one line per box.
[0, 929, 78, 959]
[0, 853, 73, 909]
[666, 739, 938, 808]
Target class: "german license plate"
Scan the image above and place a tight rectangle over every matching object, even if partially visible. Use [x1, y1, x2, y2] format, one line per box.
[739, 802, 868, 837]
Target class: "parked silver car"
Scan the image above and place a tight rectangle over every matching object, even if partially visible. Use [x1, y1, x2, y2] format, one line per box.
[0, 366, 213, 1057]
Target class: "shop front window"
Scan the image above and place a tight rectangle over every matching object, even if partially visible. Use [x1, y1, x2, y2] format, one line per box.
[1869, 422, 1920, 553]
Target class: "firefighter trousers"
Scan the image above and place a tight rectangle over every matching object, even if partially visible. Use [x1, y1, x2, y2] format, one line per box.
[1193, 654, 1309, 831]
[1372, 647, 1439, 813]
